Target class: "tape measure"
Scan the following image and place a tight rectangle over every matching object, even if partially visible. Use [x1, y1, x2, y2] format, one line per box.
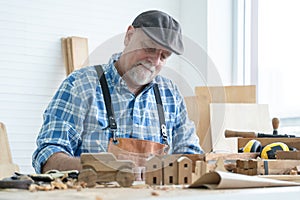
[260, 142, 290, 159]
[242, 139, 262, 153]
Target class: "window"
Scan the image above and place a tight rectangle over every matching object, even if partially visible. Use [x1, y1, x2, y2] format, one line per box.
[235, 0, 300, 135]
[184, 177, 188, 184]
[153, 177, 157, 184]
[257, 0, 300, 135]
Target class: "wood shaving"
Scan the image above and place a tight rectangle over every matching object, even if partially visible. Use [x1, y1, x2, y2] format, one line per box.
[151, 191, 160, 196]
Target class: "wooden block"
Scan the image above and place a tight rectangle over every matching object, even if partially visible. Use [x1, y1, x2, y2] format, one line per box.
[163, 155, 179, 185]
[237, 159, 257, 169]
[179, 154, 205, 173]
[177, 156, 192, 185]
[276, 151, 300, 160]
[236, 159, 248, 169]
[248, 159, 257, 169]
[145, 156, 163, 185]
[194, 85, 256, 152]
[193, 160, 207, 180]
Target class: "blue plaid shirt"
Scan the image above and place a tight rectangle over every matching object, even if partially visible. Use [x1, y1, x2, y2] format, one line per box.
[32, 53, 203, 173]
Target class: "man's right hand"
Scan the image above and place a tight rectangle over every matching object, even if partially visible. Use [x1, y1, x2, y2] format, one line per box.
[42, 152, 82, 173]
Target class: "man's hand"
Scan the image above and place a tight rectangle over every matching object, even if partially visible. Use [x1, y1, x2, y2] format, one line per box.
[42, 152, 82, 173]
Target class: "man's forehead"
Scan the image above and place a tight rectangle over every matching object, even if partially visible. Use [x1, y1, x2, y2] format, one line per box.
[142, 40, 170, 52]
[134, 28, 171, 52]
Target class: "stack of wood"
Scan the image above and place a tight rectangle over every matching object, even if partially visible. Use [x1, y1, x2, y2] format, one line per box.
[236, 159, 300, 175]
[61, 36, 89, 76]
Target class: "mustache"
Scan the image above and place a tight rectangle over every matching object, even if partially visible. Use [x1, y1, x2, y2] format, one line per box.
[133, 61, 155, 72]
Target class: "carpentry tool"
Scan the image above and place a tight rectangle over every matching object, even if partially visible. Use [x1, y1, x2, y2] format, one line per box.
[239, 139, 262, 153]
[272, 118, 280, 135]
[225, 129, 296, 138]
[260, 142, 290, 159]
[0, 170, 79, 190]
[15, 170, 79, 182]
[0, 174, 33, 189]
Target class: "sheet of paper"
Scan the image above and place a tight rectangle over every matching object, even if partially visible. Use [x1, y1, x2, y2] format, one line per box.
[210, 103, 272, 153]
[189, 171, 300, 189]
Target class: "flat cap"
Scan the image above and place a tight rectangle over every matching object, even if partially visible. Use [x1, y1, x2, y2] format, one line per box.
[132, 10, 184, 55]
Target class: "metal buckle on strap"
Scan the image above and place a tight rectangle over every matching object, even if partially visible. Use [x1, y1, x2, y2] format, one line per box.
[161, 124, 168, 145]
[109, 116, 118, 144]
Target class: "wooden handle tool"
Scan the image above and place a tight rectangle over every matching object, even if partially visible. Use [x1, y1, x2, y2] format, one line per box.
[224, 129, 257, 138]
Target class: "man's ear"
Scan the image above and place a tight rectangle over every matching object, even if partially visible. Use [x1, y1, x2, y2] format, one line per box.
[124, 25, 135, 46]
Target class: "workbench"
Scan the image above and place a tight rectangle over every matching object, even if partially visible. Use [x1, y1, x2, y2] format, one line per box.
[1, 186, 300, 200]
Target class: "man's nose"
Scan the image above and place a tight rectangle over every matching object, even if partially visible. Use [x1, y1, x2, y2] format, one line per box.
[148, 49, 163, 66]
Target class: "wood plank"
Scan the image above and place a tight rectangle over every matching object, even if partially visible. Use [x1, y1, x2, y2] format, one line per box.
[66, 37, 74, 75]
[184, 96, 201, 136]
[70, 36, 89, 71]
[194, 85, 256, 153]
[205, 152, 259, 161]
[236, 159, 300, 175]
[61, 38, 69, 75]
[276, 151, 300, 160]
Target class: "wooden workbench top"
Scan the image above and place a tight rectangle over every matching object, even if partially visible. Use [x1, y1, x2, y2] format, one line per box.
[1, 185, 300, 200]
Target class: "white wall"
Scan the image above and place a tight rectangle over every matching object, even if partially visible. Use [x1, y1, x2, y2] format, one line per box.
[0, 0, 234, 173]
[207, 0, 233, 86]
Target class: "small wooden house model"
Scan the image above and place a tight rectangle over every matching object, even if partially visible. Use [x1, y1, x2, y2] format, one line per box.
[145, 155, 192, 185]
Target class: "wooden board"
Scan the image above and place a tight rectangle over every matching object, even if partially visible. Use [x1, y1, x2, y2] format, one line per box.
[184, 96, 201, 136]
[61, 36, 89, 76]
[210, 103, 272, 153]
[71, 36, 89, 71]
[194, 85, 256, 153]
[205, 152, 259, 161]
[276, 151, 300, 160]
[61, 38, 69, 75]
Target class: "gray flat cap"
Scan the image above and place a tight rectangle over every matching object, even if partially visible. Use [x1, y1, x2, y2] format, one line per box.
[132, 10, 184, 55]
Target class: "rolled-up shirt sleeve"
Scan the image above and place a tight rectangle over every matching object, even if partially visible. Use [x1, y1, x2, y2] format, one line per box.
[32, 76, 86, 173]
[169, 86, 204, 154]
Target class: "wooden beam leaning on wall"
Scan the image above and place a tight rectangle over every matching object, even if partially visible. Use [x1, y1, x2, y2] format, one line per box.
[61, 36, 89, 76]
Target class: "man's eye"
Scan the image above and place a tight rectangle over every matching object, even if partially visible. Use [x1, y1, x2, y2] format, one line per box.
[144, 48, 156, 53]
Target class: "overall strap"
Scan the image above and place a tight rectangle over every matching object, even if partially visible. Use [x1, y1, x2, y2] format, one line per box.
[94, 65, 118, 143]
[153, 84, 168, 145]
[94, 65, 167, 145]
